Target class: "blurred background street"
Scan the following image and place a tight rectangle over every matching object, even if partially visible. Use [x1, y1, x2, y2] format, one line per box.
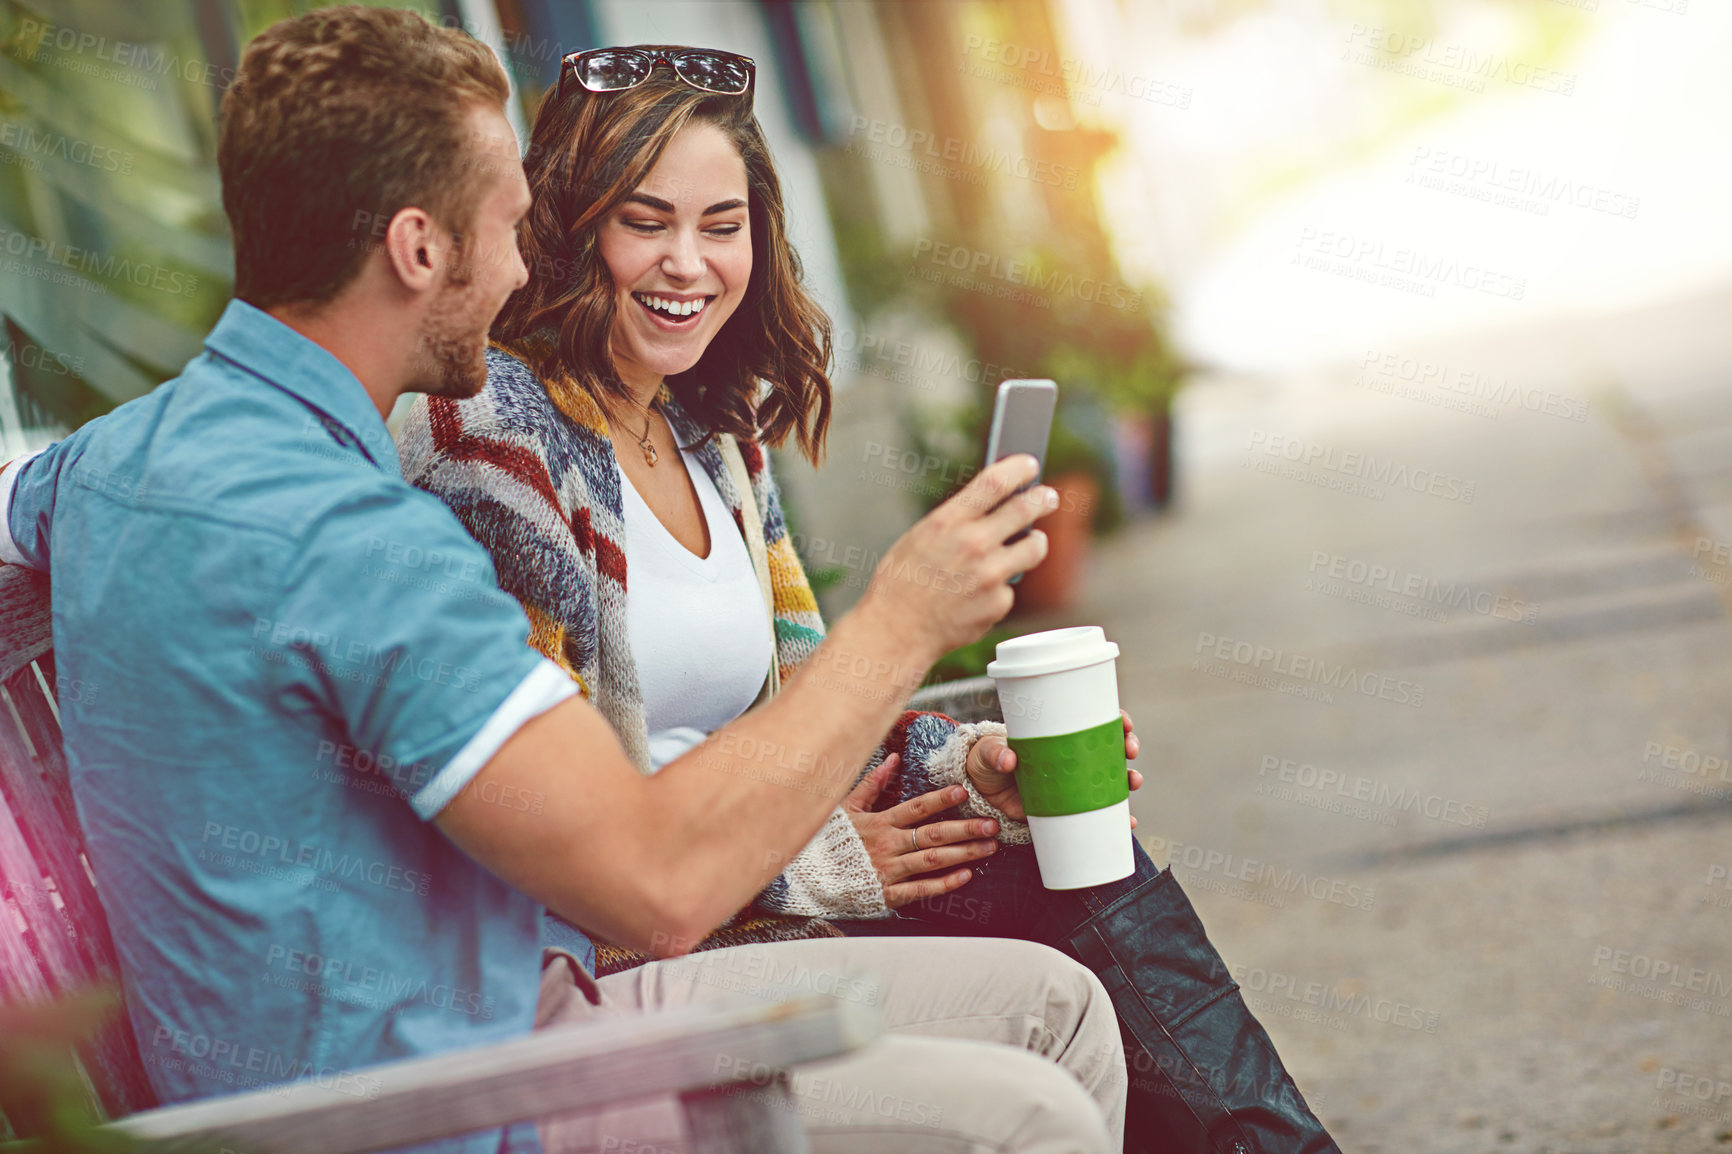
[1088, 286, 1732, 1153]
[4, 0, 1731, 1149]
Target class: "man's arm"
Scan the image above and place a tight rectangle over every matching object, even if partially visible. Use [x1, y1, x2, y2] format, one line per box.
[436, 456, 1055, 957]
[0, 447, 60, 569]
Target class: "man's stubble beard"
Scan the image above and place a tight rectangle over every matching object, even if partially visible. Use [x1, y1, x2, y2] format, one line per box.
[412, 260, 498, 400]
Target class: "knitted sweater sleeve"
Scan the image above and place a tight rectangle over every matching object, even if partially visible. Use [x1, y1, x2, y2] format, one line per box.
[730, 445, 881, 918]
[866, 714, 1030, 846]
[394, 385, 595, 694]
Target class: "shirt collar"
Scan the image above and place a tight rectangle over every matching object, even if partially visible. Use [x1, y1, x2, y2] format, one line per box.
[202, 299, 400, 474]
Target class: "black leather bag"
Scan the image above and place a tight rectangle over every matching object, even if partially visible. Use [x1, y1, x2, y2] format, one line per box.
[1067, 868, 1341, 1154]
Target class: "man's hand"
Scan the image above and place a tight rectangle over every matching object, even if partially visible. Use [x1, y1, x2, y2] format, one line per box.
[440, 457, 1058, 957]
[965, 711, 1142, 822]
[855, 455, 1055, 667]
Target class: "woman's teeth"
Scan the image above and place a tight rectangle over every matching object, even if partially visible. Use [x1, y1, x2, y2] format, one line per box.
[635, 294, 709, 318]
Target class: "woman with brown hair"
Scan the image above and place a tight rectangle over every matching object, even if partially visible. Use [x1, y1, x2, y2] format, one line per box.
[398, 46, 1338, 1154]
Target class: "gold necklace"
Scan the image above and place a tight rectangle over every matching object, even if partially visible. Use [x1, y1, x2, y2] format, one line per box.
[634, 403, 659, 467]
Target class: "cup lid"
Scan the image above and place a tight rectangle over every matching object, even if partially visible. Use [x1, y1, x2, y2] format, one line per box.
[986, 626, 1119, 679]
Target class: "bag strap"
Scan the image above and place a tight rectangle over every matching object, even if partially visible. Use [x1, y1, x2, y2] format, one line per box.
[720, 434, 781, 705]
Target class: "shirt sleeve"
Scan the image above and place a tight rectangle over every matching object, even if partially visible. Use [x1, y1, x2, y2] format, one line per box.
[2, 442, 73, 569]
[264, 483, 577, 820]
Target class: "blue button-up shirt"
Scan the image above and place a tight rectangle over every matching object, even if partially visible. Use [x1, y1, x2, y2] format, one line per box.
[2, 301, 580, 1153]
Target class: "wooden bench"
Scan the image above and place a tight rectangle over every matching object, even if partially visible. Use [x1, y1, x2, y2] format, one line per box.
[0, 564, 881, 1153]
[909, 676, 1002, 724]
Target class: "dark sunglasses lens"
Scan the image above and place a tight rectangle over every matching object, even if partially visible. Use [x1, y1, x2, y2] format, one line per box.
[672, 52, 750, 94]
[579, 49, 652, 91]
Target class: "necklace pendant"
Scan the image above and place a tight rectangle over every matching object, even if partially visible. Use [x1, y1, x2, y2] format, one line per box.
[642, 442, 658, 467]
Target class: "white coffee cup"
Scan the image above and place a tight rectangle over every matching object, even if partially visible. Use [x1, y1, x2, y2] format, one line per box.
[986, 626, 1133, 889]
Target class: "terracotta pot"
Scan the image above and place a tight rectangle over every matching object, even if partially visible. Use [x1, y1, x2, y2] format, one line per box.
[1013, 471, 1098, 615]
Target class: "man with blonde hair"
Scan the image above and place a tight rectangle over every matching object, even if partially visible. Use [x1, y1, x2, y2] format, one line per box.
[0, 8, 1124, 1152]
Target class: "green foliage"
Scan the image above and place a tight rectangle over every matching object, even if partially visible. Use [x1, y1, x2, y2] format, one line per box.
[0, 1, 233, 429]
[923, 623, 1021, 685]
[1045, 329, 1185, 416]
[1044, 400, 1123, 535]
[926, 240, 1181, 406]
[804, 563, 848, 594]
[890, 392, 1123, 534]
[0, 990, 139, 1153]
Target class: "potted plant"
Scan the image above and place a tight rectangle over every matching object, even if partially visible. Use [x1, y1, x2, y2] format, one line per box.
[1044, 299, 1186, 513]
[1009, 412, 1102, 615]
[0, 990, 143, 1152]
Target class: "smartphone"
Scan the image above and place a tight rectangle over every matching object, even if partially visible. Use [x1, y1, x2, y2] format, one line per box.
[983, 379, 1058, 579]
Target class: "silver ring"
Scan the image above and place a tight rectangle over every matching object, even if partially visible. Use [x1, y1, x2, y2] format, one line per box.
[909, 827, 920, 852]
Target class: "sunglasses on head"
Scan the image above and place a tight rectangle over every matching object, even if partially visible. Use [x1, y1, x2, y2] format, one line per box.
[556, 45, 755, 107]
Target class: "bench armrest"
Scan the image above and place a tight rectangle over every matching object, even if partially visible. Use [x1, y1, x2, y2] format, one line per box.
[113, 996, 879, 1153]
[909, 677, 1002, 724]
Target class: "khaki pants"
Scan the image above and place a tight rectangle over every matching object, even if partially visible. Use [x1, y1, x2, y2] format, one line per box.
[535, 935, 1127, 1153]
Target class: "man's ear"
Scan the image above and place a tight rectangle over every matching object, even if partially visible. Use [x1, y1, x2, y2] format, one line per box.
[381, 206, 443, 294]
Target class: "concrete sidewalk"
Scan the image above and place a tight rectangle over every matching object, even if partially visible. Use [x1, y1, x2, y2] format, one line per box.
[1063, 285, 1732, 1152]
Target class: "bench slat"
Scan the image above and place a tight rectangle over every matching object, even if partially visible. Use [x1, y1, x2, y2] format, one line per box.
[0, 805, 54, 1007]
[0, 678, 114, 987]
[0, 671, 135, 1031]
[0, 705, 102, 1002]
[0, 569, 50, 684]
[0, 573, 156, 1120]
[114, 996, 878, 1154]
[909, 676, 1002, 724]
[0, 777, 104, 1133]
[0, 769, 85, 1000]
[7, 666, 81, 841]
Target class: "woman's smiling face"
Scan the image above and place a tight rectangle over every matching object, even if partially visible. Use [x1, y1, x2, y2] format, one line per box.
[598, 121, 751, 390]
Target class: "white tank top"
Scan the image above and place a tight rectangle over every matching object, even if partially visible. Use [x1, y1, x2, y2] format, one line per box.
[619, 440, 774, 771]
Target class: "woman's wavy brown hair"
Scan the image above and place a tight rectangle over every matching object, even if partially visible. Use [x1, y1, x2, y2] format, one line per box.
[494, 68, 833, 462]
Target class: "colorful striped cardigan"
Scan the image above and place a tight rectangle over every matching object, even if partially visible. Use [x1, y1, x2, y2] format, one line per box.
[396, 346, 1021, 949]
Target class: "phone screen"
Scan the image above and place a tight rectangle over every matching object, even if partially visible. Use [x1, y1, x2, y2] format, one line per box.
[984, 380, 1059, 569]
[985, 378, 1059, 480]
